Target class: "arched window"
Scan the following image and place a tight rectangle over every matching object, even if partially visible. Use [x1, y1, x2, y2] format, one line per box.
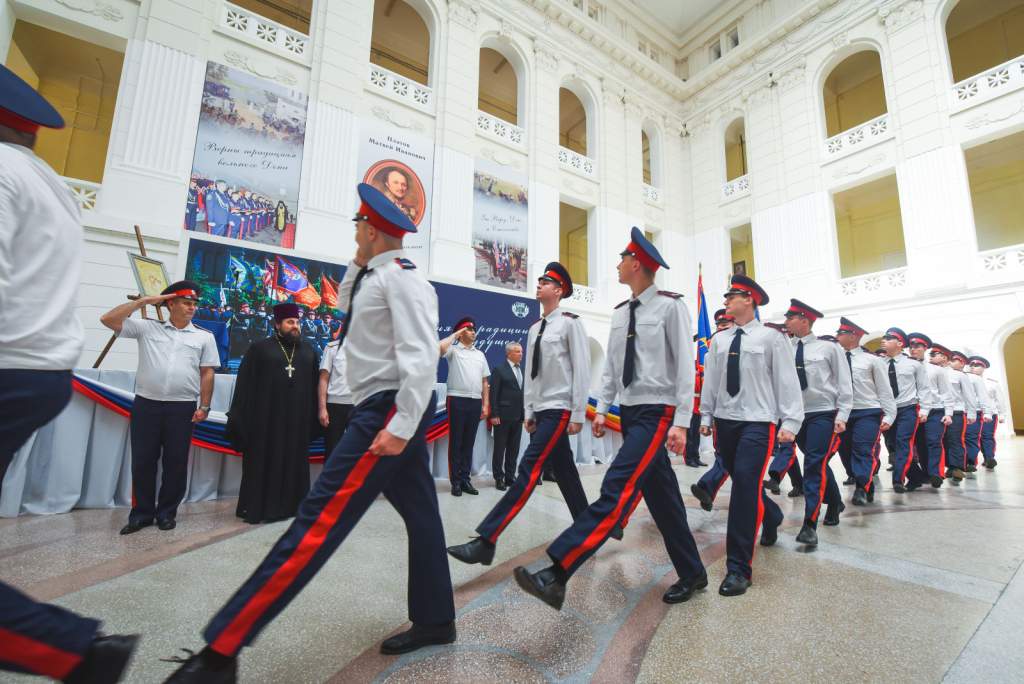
[478, 46, 520, 125]
[946, 0, 1024, 84]
[724, 118, 747, 182]
[641, 128, 653, 185]
[729, 223, 755, 280]
[822, 50, 887, 138]
[832, 174, 908, 278]
[370, 0, 431, 86]
[559, 201, 590, 286]
[965, 129, 1024, 251]
[559, 87, 588, 156]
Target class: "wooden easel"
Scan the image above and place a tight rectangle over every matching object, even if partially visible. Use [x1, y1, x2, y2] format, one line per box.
[93, 225, 164, 368]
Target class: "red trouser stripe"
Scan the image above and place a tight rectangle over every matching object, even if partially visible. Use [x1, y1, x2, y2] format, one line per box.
[939, 423, 948, 474]
[210, 440, 386, 655]
[487, 411, 569, 543]
[810, 433, 840, 523]
[560, 407, 674, 569]
[900, 405, 920, 481]
[959, 418, 968, 467]
[620, 490, 644, 529]
[750, 423, 777, 565]
[0, 628, 82, 679]
[445, 398, 452, 480]
[865, 425, 883, 493]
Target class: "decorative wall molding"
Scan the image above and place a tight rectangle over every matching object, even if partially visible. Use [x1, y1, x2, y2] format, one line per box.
[963, 98, 1024, 130]
[533, 40, 559, 72]
[476, 111, 525, 149]
[831, 152, 887, 180]
[951, 56, 1024, 113]
[370, 105, 426, 132]
[367, 64, 434, 114]
[776, 60, 806, 92]
[223, 50, 298, 86]
[479, 146, 522, 169]
[55, 0, 123, 22]
[63, 177, 100, 211]
[449, 0, 479, 31]
[219, 1, 310, 65]
[824, 113, 892, 159]
[877, 0, 924, 34]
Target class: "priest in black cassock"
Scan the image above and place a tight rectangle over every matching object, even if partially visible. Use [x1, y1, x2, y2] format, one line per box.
[226, 302, 318, 524]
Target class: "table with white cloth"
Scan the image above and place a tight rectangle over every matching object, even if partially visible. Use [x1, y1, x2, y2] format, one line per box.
[1, 370, 623, 517]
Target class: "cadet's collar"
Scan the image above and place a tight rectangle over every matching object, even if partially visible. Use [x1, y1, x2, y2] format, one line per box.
[543, 306, 562, 321]
[737, 318, 762, 332]
[797, 333, 816, 343]
[164, 320, 196, 332]
[633, 283, 658, 305]
[368, 248, 404, 269]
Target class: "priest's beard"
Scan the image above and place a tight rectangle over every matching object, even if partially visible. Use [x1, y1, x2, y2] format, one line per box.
[277, 329, 301, 345]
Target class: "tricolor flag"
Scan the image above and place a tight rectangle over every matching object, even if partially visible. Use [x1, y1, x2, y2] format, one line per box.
[275, 256, 308, 294]
[695, 265, 711, 369]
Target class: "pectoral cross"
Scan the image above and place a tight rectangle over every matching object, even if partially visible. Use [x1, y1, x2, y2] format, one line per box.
[285, 364, 295, 378]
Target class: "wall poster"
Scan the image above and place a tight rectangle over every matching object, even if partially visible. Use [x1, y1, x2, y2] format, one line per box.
[472, 158, 528, 292]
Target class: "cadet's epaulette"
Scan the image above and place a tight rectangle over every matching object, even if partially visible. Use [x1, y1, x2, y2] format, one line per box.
[657, 290, 684, 299]
[394, 257, 416, 270]
[562, 311, 579, 319]
[615, 300, 629, 309]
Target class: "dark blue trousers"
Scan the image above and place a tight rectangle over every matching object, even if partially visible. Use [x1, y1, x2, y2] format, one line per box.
[908, 409, 946, 486]
[477, 409, 588, 543]
[891, 404, 920, 486]
[129, 396, 195, 524]
[768, 441, 803, 488]
[797, 411, 841, 527]
[964, 411, 983, 466]
[943, 411, 967, 472]
[0, 369, 99, 678]
[684, 411, 702, 463]
[713, 419, 784, 579]
[446, 395, 481, 485]
[547, 405, 703, 579]
[838, 408, 882, 492]
[695, 455, 729, 503]
[203, 390, 454, 656]
[981, 416, 998, 463]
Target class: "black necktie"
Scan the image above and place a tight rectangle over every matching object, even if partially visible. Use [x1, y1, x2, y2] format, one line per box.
[337, 266, 370, 347]
[888, 358, 899, 398]
[531, 318, 547, 380]
[795, 340, 808, 391]
[622, 300, 640, 388]
[727, 329, 743, 397]
[846, 351, 854, 384]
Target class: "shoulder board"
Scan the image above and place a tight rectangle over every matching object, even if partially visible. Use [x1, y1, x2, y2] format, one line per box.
[657, 290, 684, 299]
[394, 257, 417, 270]
[562, 311, 579, 319]
[614, 300, 629, 309]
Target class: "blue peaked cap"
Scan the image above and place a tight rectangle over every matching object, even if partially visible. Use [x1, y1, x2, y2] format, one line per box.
[0, 65, 64, 130]
[355, 182, 417, 235]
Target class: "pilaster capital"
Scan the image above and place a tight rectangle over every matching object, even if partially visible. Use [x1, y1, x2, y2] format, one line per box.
[448, 0, 479, 31]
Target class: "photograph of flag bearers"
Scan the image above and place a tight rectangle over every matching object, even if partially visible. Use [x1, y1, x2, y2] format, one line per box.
[184, 238, 344, 371]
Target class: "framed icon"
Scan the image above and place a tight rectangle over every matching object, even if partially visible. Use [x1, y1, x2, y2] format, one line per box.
[127, 252, 170, 297]
[732, 260, 747, 276]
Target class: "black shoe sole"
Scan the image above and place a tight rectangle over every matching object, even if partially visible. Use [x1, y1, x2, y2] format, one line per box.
[513, 567, 564, 610]
[690, 484, 713, 512]
[446, 546, 493, 566]
[663, 576, 708, 604]
[379, 630, 456, 655]
[718, 579, 750, 597]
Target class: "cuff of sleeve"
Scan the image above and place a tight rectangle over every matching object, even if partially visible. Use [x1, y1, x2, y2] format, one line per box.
[700, 414, 711, 428]
[525, 410, 534, 423]
[944, 409, 953, 418]
[672, 412, 688, 429]
[883, 414, 896, 426]
[595, 401, 610, 415]
[385, 413, 417, 441]
[837, 410, 851, 423]
[570, 409, 585, 423]
[781, 419, 801, 435]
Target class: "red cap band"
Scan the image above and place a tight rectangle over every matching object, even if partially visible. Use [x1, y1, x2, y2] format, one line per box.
[358, 201, 405, 238]
[0, 107, 41, 134]
[544, 270, 564, 287]
[624, 241, 659, 271]
[171, 289, 198, 299]
[730, 283, 762, 305]
[454, 321, 474, 332]
[786, 303, 818, 321]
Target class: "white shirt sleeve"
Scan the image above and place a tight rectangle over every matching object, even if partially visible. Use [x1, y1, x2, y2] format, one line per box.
[772, 331, 804, 435]
[567, 317, 590, 423]
[668, 299, 695, 429]
[872, 358, 897, 425]
[595, 326, 618, 416]
[700, 335, 721, 427]
[200, 331, 220, 367]
[832, 343, 853, 423]
[118, 317, 145, 340]
[320, 342, 337, 372]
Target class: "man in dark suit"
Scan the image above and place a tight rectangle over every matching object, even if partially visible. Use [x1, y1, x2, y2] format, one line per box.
[488, 342, 525, 490]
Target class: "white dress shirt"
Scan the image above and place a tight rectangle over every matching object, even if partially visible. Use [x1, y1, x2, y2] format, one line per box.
[118, 318, 219, 401]
[0, 143, 84, 370]
[920, 361, 954, 417]
[885, 354, 936, 408]
[984, 376, 1005, 416]
[846, 347, 897, 425]
[336, 249, 438, 440]
[946, 366, 979, 414]
[966, 372, 989, 419]
[595, 285, 694, 429]
[523, 306, 590, 423]
[319, 339, 353, 404]
[508, 360, 523, 388]
[701, 319, 804, 435]
[445, 343, 489, 399]
[792, 333, 853, 422]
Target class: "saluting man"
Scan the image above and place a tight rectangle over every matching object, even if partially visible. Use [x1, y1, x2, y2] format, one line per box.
[165, 183, 455, 680]
[944, 350, 981, 484]
[514, 228, 706, 608]
[699, 275, 803, 596]
[778, 300, 852, 546]
[836, 318, 896, 505]
[880, 328, 937, 492]
[689, 310, 736, 511]
[439, 316, 490, 496]
[968, 356, 1004, 469]
[447, 262, 596, 568]
[101, 280, 220, 534]
[906, 337, 953, 491]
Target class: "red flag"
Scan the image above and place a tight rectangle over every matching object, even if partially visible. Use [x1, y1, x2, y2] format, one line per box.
[293, 285, 322, 309]
[320, 274, 339, 309]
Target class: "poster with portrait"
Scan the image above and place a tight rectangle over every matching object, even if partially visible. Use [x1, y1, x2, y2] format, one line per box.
[472, 159, 528, 291]
[356, 119, 434, 269]
[184, 61, 308, 248]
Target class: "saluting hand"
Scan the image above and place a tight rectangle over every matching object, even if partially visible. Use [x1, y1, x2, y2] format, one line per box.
[665, 426, 687, 455]
[369, 429, 407, 456]
[778, 429, 796, 443]
[139, 293, 176, 307]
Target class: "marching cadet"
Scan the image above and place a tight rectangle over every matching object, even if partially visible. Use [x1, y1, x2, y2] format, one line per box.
[447, 262, 598, 568]
[439, 316, 490, 497]
[963, 353, 991, 472]
[513, 228, 706, 609]
[698, 275, 803, 596]
[881, 328, 937, 492]
[835, 318, 895, 505]
[204, 180, 230, 237]
[968, 356, 1004, 469]
[779, 300, 852, 546]
[690, 312, 736, 511]
[165, 183, 456, 680]
[943, 351, 980, 484]
[686, 309, 733, 468]
[905, 335, 953, 491]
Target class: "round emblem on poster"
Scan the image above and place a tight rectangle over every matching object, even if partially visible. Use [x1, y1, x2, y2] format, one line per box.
[363, 160, 426, 227]
[512, 302, 529, 318]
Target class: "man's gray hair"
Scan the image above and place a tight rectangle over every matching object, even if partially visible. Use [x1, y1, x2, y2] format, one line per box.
[505, 342, 523, 352]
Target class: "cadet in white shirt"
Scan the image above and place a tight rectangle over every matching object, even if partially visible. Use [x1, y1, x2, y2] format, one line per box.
[447, 261, 594, 570]
[963, 354, 991, 472]
[101, 280, 219, 534]
[968, 356, 1004, 469]
[699, 275, 804, 596]
[166, 183, 456, 680]
[514, 228, 705, 609]
[836, 318, 897, 505]
[439, 316, 490, 496]
[781, 300, 852, 547]
[905, 335, 953, 491]
[944, 350, 980, 482]
[318, 337, 354, 456]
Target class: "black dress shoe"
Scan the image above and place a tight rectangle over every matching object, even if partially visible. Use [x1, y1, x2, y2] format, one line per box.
[866, 487, 875, 503]
[157, 519, 176, 531]
[823, 502, 845, 526]
[852, 487, 867, 506]
[696, 459, 708, 467]
[690, 484, 713, 512]
[886, 465, 894, 472]
[843, 476, 856, 485]
[609, 524, 624, 541]
[763, 477, 781, 495]
[965, 464, 977, 473]
[119, 520, 152, 535]
[718, 572, 751, 597]
[542, 471, 557, 482]
[446, 537, 495, 566]
[893, 483, 907, 493]
[64, 634, 139, 684]
[795, 524, 818, 546]
[513, 565, 565, 610]
[905, 481, 922, 492]
[461, 481, 479, 495]
[495, 478, 506, 491]
[663, 572, 708, 604]
[787, 484, 804, 497]
[162, 647, 237, 683]
[380, 622, 456, 655]
[451, 483, 462, 497]
[759, 522, 778, 546]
